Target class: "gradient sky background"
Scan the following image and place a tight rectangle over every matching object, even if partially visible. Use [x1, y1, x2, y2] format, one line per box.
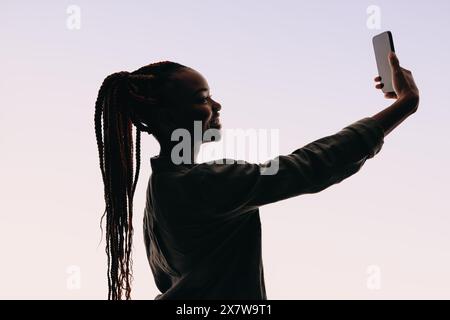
[1, 0, 449, 299]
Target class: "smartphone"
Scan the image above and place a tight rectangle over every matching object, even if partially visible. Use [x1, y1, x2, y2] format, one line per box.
[372, 31, 395, 93]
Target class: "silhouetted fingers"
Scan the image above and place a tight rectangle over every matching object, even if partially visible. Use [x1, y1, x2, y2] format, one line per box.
[375, 83, 384, 89]
[384, 92, 397, 99]
[389, 52, 400, 71]
[374, 76, 382, 82]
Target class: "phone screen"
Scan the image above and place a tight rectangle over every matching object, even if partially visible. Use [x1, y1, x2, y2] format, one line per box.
[372, 31, 395, 93]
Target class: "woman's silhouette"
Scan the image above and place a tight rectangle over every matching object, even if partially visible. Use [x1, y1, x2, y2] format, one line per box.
[94, 52, 419, 300]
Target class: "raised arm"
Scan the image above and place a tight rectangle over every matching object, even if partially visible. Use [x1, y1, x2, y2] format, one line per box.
[182, 117, 385, 219]
[181, 53, 419, 220]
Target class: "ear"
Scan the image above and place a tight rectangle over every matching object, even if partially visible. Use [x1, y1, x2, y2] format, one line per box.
[156, 107, 176, 128]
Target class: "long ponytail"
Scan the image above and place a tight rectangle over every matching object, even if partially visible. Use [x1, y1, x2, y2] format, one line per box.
[94, 61, 187, 300]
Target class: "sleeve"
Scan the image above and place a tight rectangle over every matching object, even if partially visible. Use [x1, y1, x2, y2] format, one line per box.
[182, 117, 385, 218]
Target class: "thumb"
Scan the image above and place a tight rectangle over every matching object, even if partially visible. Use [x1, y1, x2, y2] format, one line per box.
[389, 51, 400, 71]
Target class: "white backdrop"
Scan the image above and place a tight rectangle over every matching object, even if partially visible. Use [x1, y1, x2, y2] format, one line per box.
[1, 0, 449, 299]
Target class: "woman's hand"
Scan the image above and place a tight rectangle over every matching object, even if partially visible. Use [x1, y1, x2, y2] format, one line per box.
[374, 52, 419, 112]
[371, 52, 420, 136]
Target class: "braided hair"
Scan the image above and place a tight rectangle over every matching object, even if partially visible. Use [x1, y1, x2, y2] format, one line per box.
[94, 61, 188, 300]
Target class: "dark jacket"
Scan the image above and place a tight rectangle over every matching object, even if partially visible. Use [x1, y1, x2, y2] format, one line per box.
[143, 117, 385, 299]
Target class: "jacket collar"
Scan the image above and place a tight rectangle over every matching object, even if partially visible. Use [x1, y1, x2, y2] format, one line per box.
[150, 155, 196, 173]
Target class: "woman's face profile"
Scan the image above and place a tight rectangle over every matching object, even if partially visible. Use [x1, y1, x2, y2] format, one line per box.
[161, 68, 222, 142]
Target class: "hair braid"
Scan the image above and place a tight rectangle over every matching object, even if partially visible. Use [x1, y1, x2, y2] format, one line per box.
[95, 61, 188, 300]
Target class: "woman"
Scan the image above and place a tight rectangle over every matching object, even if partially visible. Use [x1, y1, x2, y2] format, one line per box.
[94, 52, 419, 300]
